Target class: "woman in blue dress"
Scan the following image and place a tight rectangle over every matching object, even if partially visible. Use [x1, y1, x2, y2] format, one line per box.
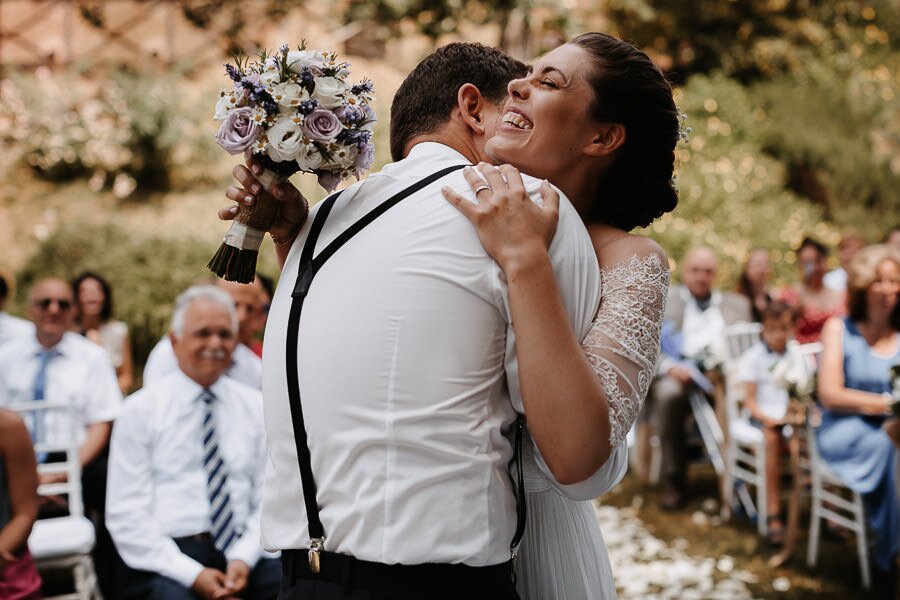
[818, 243, 900, 573]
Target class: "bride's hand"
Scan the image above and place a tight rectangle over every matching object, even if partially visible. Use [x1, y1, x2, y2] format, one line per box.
[441, 163, 559, 272]
[219, 155, 309, 247]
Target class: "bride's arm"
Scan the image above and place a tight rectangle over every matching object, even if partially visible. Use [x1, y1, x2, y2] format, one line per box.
[443, 163, 669, 485]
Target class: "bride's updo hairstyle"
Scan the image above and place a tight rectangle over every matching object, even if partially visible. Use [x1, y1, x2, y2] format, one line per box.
[572, 32, 680, 231]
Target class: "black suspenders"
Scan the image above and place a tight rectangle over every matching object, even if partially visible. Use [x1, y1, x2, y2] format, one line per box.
[283, 164, 526, 573]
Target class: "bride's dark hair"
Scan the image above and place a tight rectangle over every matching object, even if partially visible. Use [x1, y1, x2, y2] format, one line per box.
[572, 32, 680, 231]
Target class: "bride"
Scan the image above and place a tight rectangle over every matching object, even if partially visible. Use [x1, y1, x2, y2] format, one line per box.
[441, 33, 679, 598]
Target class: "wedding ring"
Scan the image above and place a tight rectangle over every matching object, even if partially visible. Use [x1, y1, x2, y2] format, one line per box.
[473, 184, 491, 195]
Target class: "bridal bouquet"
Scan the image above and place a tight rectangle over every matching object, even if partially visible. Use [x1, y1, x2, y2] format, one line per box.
[208, 43, 376, 282]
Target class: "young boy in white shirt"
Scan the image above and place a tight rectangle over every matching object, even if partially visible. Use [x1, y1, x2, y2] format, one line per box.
[736, 300, 798, 545]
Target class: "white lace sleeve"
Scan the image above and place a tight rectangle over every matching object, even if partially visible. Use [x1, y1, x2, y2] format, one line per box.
[583, 253, 670, 448]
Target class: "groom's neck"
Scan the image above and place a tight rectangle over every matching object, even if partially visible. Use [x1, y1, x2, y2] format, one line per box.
[404, 128, 488, 164]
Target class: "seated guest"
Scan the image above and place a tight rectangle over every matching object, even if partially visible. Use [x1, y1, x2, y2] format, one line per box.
[106, 285, 278, 600]
[0, 277, 123, 597]
[817, 244, 900, 574]
[736, 301, 798, 545]
[779, 237, 846, 343]
[0, 272, 32, 348]
[248, 274, 273, 357]
[824, 232, 866, 293]
[143, 279, 264, 389]
[736, 248, 774, 322]
[0, 409, 41, 599]
[72, 271, 134, 394]
[649, 247, 752, 509]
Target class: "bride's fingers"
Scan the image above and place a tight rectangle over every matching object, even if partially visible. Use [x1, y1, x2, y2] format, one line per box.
[538, 180, 560, 220]
[461, 166, 489, 197]
[475, 162, 507, 195]
[225, 185, 256, 207]
[497, 165, 527, 199]
[441, 186, 478, 221]
[217, 205, 239, 221]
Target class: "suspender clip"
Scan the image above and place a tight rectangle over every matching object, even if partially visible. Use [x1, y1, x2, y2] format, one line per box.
[308, 537, 325, 574]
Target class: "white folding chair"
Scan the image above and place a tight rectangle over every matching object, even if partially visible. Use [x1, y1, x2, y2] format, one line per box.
[806, 414, 871, 589]
[13, 399, 101, 600]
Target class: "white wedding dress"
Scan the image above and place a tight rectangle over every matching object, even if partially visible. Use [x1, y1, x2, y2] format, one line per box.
[515, 253, 670, 600]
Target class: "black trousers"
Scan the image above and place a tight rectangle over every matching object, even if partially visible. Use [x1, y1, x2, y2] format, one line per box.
[124, 536, 281, 599]
[278, 550, 518, 600]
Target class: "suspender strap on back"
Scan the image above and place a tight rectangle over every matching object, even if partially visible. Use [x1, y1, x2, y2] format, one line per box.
[283, 165, 466, 560]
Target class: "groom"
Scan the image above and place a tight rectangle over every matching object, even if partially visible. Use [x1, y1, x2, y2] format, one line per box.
[224, 43, 625, 599]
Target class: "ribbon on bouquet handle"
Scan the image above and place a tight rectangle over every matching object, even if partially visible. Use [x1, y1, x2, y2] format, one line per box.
[208, 165, 287, 284]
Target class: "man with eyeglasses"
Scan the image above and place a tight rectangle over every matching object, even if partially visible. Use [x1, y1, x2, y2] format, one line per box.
[0, 277, 123, 593]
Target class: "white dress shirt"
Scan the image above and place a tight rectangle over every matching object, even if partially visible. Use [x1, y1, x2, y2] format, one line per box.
[736, 341, 792, 420]
[143, 336, 262, 390]
[261, 142, 605, 566]
[680, 289, 727, 359]
[0, 311, 33, 348]
[0, 331, 121, 445]
[106, 371, 267, 587]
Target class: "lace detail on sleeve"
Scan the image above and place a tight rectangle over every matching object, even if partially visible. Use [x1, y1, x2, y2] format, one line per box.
[583, 253, 670, 448]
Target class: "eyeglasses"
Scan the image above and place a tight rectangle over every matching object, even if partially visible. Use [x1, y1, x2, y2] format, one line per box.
[33, 298, 73, 311]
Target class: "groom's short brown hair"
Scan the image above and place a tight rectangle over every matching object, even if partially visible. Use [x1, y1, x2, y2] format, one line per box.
[389, 43, 526, 162]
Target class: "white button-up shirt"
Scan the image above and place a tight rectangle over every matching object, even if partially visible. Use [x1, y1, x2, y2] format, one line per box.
[261, 142, 605, 566]
[143, 336, 263, 390]
[0, 311, 33, 347]
[0, 331, 121, 445]
[106, 371, 267, 587]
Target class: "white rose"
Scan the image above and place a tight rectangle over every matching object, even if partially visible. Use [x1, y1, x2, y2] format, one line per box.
[259, 67, 282, 86]
[266, 117, 304, 163]
[270, 81, 308, 108]
[213, 90, 239, 120]
[286, 50, 326, 73]
[312, 77, 347, 109]
[296, 143, 324, 171]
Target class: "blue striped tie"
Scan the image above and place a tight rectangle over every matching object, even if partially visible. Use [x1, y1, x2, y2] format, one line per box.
[200, 389, 238, 553]
[32, 349, 58, 461]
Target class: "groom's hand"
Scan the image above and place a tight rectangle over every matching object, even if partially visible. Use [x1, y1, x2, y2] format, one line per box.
[220, 156, 309, 251]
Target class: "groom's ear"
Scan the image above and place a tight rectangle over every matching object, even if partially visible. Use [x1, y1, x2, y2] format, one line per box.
[456, 83, 489, 137]
[585, 123, 626, 157]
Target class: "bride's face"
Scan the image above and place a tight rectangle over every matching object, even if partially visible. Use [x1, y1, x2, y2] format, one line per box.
[485, 43, 600, 181]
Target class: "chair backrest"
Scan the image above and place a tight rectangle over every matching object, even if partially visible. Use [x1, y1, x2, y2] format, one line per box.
[8, 399, 84, 517]
[722, 322, 763, 423]
[723, 322, 763, 362]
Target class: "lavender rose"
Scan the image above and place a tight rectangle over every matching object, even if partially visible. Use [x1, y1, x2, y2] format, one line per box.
[301, 109, 343, 143]
[354, 142, 374, 174]
[215, 107, 261, 155]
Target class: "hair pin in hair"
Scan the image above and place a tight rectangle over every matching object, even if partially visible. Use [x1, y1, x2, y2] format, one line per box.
[676, 109, 691, 144]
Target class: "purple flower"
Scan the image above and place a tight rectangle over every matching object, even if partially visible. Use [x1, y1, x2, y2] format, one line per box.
[354, 142, 374, 175]
[335, 104, 365, 125]
[317, 170, 342, 192]
[215, 107, 261, 155]
[301, 109, 343, 143]
[225, 63, 243, 82]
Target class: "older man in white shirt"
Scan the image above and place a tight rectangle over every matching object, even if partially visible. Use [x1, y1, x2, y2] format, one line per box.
[142, 279, 265, 389]
[106, 285, 278, 600]
[226, 43, 624, 599]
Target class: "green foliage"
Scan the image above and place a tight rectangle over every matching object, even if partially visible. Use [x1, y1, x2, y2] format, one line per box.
[645, 73, 834, 288]
[607, 0, 898, 82]
[0, 69, 220, 197]
[15, 223, 279, 367]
